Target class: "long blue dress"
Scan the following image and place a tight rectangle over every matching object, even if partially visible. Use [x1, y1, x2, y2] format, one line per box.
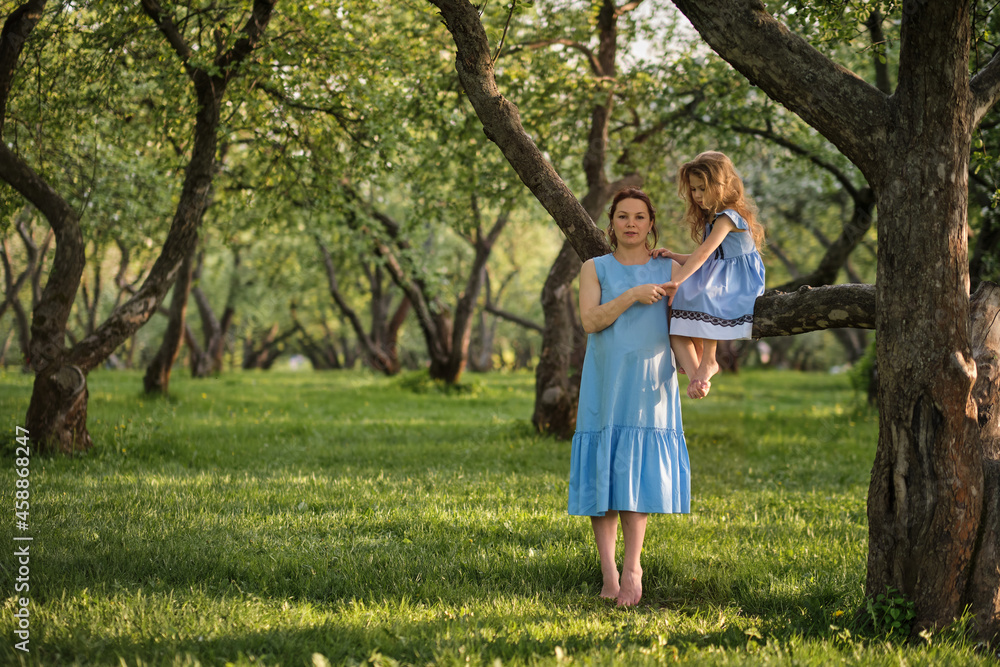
[568, 254, 691, 517]
[669, 209, 765, 340]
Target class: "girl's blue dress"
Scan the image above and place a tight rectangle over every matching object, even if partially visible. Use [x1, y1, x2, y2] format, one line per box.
[669, 209, 765, 340]
[568, 254, 690, 516]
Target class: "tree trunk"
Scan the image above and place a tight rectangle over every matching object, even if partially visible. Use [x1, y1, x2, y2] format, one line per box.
[532, 241, 585, 437]
[316, 236, 400, 374]
[966, 282, 1000, 641]
[24, 364, 90, 454]
[434, 202, 512, 384]
[862, 3, 980, 631]
[143, 247, 195, 395]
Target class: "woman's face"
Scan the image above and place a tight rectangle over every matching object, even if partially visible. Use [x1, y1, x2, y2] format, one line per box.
[611, 197, 653, 248]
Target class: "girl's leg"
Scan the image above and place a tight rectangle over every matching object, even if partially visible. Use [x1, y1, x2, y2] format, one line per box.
[692, 339, 720, 396]
[617, 511, 647, 607]
[671, 335, 708, 399]
[591, 512, 620, 599]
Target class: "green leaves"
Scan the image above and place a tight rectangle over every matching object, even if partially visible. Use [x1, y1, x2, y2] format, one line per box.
[864, 586, 916, 638]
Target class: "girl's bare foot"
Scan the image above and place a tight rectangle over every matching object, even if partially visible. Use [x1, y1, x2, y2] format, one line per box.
[616, 567, 643, 607]
[691, 359, 719, 397]
[687, 379, 709, 399]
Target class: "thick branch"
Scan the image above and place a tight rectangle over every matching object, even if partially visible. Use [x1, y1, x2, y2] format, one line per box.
[429, 0, 609, 262]
[215, 0, 277, 75]
[669, 0, 888, 173]
[139, 0, 195, 74]
[0, 0, 45, 135]
[971, 52, 1000, 126]
[751, 284, 875, 338]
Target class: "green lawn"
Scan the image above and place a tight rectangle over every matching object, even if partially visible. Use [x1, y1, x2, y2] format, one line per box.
[0, 368, 992, 666]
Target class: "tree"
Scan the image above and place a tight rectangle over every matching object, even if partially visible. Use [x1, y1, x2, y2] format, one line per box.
[493, 0, 701, 435]
[0, 0, 277, 452]
[426, 0, 1000, 640]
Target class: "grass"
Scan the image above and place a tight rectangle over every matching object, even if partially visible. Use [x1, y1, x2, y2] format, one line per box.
[0, 367, 994, 666]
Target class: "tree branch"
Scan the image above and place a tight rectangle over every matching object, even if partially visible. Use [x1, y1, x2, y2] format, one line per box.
[139, 0, 195, 75]
[506, 39, 603, 76]
[728, 123, 861, 199]
[428, 0, 609, 262]
[670, 0, 889, 173]
[752, 283, 875, 338]
[484, 303, 543, 332]
[971, 52, 1000, 126]
[0, 0, 45, 136]
[614, 1, 644, 18]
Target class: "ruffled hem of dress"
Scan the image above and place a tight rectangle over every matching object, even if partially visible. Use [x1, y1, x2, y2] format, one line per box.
[568, 424, 690, 516]
[669, 311, 753, 340]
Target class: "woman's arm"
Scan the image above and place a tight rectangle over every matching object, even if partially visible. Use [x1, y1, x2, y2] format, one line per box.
[579, 259, 667, 333]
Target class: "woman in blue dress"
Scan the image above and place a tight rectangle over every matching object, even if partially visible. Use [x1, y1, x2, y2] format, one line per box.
[658, 151, 766, 398]
[569, 187, 690, 607]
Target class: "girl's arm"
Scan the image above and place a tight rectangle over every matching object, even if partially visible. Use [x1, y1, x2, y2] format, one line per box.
[667, 214, 738, 286]
[579, 259, 667, 333]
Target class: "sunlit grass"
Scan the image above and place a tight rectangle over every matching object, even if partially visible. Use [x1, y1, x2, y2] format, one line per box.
[0, 367, 992, 665]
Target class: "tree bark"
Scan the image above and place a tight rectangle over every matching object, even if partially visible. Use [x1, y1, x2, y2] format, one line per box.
[143, 246, 195, 395]
[752, 284, 875, 337]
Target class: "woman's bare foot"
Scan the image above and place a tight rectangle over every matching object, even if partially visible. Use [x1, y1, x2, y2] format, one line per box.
[600, 579, 620, 600]
[616, 567, 643, 607]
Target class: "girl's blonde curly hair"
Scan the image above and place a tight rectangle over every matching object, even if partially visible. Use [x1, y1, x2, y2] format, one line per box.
[677, 151, 764, 251]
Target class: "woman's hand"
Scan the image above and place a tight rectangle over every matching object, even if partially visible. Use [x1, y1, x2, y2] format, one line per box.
[631, 283, 667, 305]
[649, 248, 673, 260]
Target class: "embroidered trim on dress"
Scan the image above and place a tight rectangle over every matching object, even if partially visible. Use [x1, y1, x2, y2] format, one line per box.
[671, 309, 752, 328]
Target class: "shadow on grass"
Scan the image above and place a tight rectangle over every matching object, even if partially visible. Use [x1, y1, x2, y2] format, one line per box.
[21, 582, 881, 667]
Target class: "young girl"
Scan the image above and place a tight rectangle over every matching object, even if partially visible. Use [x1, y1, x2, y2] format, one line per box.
[656, 151, 765, 398]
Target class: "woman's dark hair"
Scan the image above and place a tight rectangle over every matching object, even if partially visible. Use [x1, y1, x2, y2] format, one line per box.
[607, 187, 658, 251]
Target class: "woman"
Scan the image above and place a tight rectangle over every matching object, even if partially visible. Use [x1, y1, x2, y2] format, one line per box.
[568, 187, 690, 607]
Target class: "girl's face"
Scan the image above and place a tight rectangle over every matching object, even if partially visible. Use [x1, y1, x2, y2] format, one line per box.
[688, 173, 709, 210]
[611, 197, 653, 248]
